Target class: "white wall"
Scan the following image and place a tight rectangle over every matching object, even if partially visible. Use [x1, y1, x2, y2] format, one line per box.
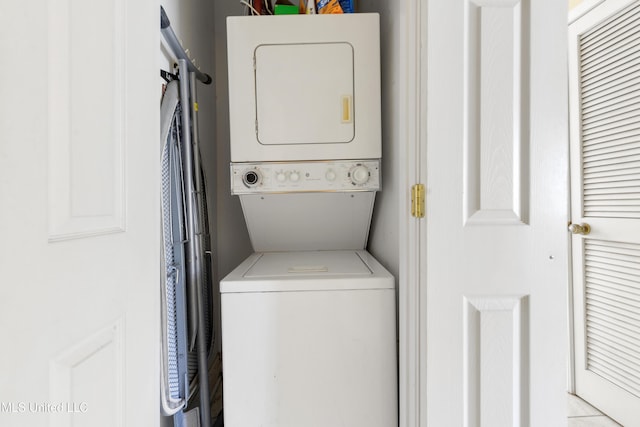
[212, 1, 254, 281]
[358, 1, 402, 280]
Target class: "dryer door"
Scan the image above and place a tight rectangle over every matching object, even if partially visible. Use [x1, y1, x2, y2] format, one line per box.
[255, 42, 354, 145]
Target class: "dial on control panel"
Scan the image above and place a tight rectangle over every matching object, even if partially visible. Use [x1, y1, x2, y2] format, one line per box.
[349, 164, 370, 185]
[276, 171, 287, 182]
[242, 169, 262, 187]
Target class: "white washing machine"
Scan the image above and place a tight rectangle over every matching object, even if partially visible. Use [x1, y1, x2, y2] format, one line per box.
[220, 250, 397, 427]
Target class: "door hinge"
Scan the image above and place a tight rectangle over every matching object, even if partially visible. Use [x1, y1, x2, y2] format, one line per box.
[411, 184, 425, 218]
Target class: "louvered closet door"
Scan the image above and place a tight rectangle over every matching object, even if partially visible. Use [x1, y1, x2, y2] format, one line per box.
[569, 1, 640, 425]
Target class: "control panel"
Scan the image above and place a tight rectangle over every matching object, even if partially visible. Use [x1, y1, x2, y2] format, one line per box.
[230, 160, 381, 194]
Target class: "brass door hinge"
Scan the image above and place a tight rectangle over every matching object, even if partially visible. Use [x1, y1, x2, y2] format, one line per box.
[411, 184, 425, 218]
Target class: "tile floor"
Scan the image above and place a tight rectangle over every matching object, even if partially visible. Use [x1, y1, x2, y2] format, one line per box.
[568, 394, 622, 426]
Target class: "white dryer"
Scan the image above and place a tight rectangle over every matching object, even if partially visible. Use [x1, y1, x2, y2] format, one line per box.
[226, 13, 383, 252]
[227, 13, 381, 162]
[220, 250, 397, 427]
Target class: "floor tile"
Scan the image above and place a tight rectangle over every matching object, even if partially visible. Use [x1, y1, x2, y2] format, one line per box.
[568, 415, 622, 426]
[568, 394, 603, 417]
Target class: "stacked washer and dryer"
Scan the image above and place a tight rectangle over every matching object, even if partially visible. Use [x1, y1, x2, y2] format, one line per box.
[221, 13, 397, 427]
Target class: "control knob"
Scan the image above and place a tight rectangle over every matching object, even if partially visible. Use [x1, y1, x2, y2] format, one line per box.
[242, 169, 262, 188]
[349, 164, 370, 185]
[325, 169, 337, 182]
[276, 171, 287, 182]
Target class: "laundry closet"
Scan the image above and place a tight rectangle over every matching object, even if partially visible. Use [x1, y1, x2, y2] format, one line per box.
[159, 1, 401, 426]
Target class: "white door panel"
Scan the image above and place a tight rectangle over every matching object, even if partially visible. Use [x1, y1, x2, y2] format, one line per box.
[0, 1, 158, 426]
[569, 1, 640, 425]
[47, 0, 125, 240]
[423, 0, 568, 425]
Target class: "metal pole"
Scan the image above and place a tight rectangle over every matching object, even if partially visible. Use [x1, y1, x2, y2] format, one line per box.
[161, 7, 212, 85]
[177, 61, 199, 353]
[177, 59, 212, 427]
[189, 69, 213, 427]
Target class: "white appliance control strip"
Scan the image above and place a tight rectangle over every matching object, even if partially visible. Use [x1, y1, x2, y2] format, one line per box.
[230, 160, 381, 194]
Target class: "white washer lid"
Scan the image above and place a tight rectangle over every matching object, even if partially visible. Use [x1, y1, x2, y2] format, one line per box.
[220, 250, 394, 293]
[244, 251, 372, 278]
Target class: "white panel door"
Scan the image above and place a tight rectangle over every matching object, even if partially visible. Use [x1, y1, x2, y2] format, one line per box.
[569, 1, 640, 426]
[422, 0, 568, 426]
[0, 2, 158, 427]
